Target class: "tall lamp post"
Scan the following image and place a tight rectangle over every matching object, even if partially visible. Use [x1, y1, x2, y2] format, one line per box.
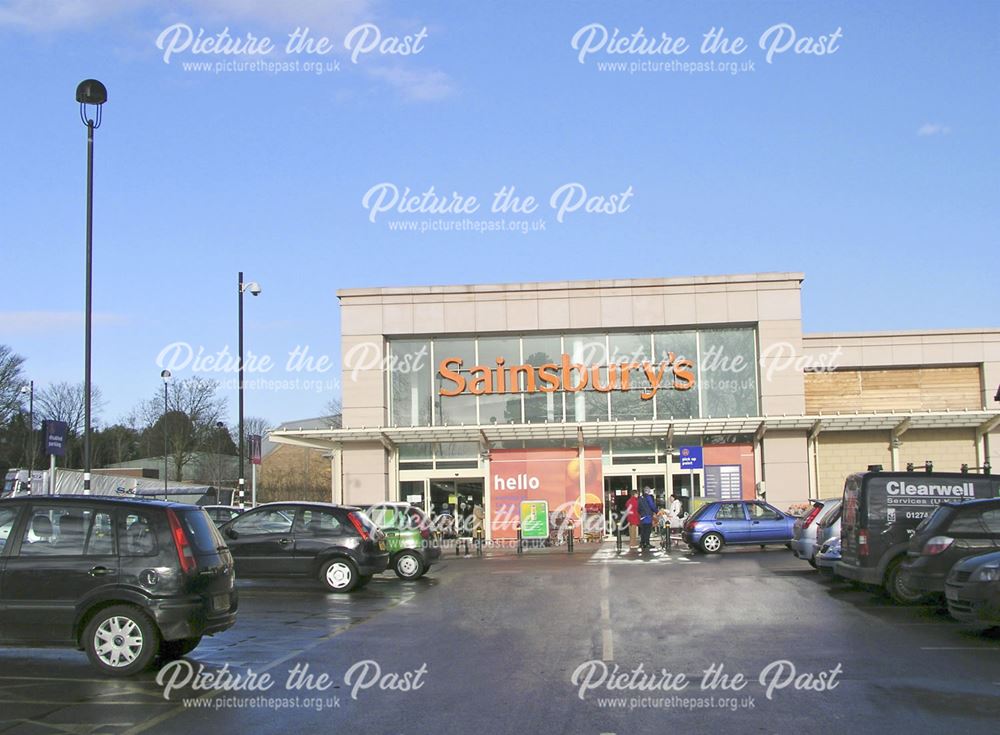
[161, 370, 171, 497]
[237, 273, 261, 506]
[76, 79, 107, 495]
[20, 381, 33, 488]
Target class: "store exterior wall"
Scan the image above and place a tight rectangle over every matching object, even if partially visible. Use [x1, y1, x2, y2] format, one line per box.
[805, 329, 1000, 498]
[339, 273, 808, 505]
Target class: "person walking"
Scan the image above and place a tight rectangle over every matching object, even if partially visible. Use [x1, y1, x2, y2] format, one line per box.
[667, 493, 684, 550]
[639, 487, 657, 550]
[624, 489, 640, 550]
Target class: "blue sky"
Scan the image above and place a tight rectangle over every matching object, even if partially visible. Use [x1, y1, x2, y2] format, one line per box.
[0, 0, 997, 428]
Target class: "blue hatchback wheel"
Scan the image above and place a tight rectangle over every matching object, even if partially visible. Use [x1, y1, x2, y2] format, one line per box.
[700, 533, 723, 553]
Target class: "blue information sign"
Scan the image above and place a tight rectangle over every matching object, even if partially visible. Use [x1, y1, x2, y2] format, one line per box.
[43, 420, 69, 457]
[678, 445, 703, 470]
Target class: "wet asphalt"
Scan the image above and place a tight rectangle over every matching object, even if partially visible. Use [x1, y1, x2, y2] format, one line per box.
[0, 541, 998, 734]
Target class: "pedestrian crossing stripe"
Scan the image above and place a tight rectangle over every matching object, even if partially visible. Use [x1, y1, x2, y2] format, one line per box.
[586, 547, 701, 564]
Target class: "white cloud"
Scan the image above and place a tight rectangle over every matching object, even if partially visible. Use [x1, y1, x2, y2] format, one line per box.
[0, 311, 128, 333]
[917, 123, 951, 137]
[367, 65, 455, 101]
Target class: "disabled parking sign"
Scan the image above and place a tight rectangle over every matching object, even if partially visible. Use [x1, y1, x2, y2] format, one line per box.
[520, 501, 549, 539]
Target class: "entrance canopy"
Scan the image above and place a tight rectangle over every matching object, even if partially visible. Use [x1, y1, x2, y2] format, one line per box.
[269, 409, 1000, 451]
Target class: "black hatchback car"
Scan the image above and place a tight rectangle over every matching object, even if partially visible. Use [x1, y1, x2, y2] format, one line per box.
[900, 497, 1000, 600]
[0, 496, 237, 676]
[944, 550, 1000, 626]
[219, 503, 389, 593]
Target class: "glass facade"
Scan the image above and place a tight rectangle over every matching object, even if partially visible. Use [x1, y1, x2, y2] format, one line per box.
[388, 328, 759, 427]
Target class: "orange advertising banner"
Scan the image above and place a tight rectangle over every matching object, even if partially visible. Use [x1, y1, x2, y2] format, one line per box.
[489, 447, 603, 540]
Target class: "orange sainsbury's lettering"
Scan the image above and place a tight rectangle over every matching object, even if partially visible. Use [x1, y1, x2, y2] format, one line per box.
[438, 358, 465, 396]
[435, 354, 697, 399]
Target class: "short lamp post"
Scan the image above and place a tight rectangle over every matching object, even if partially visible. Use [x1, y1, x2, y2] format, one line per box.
[76, 78, 107, 494]
[20, 381, 33, 487]
[160, 369, 171, 497]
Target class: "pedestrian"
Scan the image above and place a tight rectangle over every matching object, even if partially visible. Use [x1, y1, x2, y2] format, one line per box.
[639, 487, 657, 550]
[624, 489, 640, 550]
[668, 493, 684, 549]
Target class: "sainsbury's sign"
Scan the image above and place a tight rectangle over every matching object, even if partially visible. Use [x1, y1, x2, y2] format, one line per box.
[438, 353, 695, 400]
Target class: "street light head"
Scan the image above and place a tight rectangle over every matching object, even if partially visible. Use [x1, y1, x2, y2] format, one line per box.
[76, 79, 107, 105]
[160, 369, 171, 381]
[76, 79, 107, 128]
[246, 282, 262, 296]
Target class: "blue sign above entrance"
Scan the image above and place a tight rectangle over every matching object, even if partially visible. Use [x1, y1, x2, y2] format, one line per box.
[678, 445, 703, 470]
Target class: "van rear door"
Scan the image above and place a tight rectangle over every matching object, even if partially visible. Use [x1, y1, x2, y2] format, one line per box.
[840, 475, 864, 566]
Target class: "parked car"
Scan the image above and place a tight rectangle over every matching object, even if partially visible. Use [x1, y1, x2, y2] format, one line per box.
[219, 502, 388, 593]
[815, 535, 841, 574]
[899, 497, 1000, 602]
[0, 496, 237, 676]
[203, 505, 244, 527]
[682, 500, 796, 554]
[836, 470, 1000, 604]
[791, 498, 841, 567]
[360, 503, 441, 580]
[944, 550, 1000, 627]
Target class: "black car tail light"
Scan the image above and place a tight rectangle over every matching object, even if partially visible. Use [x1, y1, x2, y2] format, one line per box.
[348, 512, 370, 541]
[167, 509, 198, 575]
[922, 536, 955, 555]
[858, 530, 868, 557]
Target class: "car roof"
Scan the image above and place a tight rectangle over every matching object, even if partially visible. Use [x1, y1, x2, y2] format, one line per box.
[938, 497, 1000, 511]
[0, 495, 199, 510]
[248, 501, 360, 511]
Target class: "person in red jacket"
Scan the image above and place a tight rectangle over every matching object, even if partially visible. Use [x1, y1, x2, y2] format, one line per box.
[625, 489, 640, 550]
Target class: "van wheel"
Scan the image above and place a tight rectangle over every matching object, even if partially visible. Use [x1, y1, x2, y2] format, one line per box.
[159, 637, 202, 661]
[320, 559, 359, 593]
[84, 606, 160, 676]
[394, 551, 425, 580]
[886, 559, 928, 605]
[700, 533, 724, 554]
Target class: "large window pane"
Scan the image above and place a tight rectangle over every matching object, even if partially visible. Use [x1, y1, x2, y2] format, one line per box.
[700, 328, 759, 417]
[480, 393, 522, 423]
[433, 338, 477, 425]
[654, 331, 700, 419]
[523, 335, 564, 422]
[389, 339, 432, 427]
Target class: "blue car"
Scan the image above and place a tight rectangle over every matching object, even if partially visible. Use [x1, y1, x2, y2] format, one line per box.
[682, 500, 796, 554]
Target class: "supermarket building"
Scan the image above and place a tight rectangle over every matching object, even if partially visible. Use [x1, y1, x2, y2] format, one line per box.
[270, 273, 1000, 539]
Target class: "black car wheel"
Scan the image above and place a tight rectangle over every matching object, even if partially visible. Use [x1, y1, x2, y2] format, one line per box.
[84, 605, 160, 676]
[886, 558, 929, 605]
[394, 551, 425, 580]
[700, 532, 724, 554]
[320, 558, 360, 593]
[159, 637, 202, 662]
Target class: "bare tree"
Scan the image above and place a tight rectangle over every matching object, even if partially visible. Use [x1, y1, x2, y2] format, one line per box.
[0, 345, 27, 423]
[323, 397, 342, 428]
[139, 376, 228, 481]
[35, 381, 105, 434]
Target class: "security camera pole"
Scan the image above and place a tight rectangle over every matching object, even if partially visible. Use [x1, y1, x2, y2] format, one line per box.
[237, 272, 261, 506]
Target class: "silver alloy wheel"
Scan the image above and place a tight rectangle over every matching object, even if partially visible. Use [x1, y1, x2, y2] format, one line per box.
[397, 554, 420, 578]
[325, 561, 353, 589]
[93, 616, 144, 668]
[702, 534, 722, 552]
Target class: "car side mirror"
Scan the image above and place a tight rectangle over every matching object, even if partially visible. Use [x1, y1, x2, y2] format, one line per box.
[225, 527, 239, 540]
